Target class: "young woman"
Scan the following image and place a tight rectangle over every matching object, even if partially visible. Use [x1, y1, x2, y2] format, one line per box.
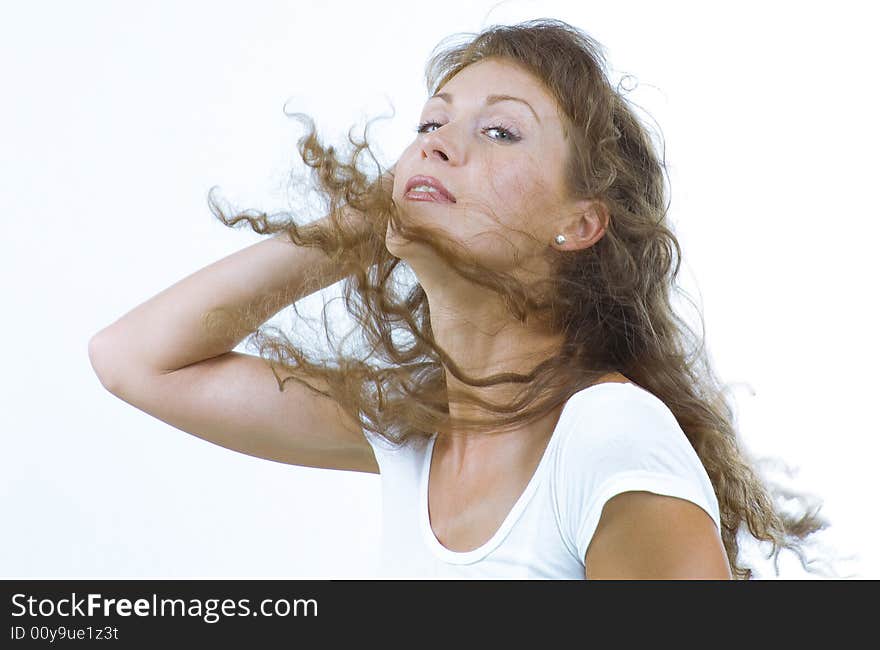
[89, 18, 831, 579]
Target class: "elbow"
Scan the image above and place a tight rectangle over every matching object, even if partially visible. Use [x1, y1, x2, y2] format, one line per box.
[88, 333, 122, 394]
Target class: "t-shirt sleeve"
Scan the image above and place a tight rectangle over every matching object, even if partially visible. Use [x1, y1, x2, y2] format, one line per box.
[361, 426, 407, 473]
[553, 388, 722, 566]
[361, 426, 392, 471]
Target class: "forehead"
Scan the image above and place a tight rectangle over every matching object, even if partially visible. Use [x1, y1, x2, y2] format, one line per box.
[430, 59, 558, 116]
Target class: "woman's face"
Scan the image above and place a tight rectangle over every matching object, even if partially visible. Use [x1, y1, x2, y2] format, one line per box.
[388, 57, 578, 278]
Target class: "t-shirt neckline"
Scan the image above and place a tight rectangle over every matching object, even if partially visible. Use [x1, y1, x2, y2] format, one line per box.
[419, 381, 635, 565]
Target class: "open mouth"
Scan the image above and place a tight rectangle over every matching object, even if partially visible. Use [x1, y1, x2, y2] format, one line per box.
[404, 175, 457, 203]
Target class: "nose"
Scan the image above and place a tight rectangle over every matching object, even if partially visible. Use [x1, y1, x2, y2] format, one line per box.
[418, 125, 458, 163]
[426, 148, 448, 161]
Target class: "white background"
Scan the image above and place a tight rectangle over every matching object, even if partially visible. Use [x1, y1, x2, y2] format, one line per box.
[2, 0, 876, 579]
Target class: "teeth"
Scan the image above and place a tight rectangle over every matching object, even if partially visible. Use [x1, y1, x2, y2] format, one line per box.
[411, 184, 440, 193]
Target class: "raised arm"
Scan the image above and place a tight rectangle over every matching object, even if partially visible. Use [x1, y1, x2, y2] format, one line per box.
[87, 208, 380, 473]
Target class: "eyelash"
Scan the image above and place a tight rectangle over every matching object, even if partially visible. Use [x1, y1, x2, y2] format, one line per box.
[415, 120, 522, 143]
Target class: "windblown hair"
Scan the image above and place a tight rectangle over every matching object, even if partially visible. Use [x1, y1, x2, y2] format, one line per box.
[207, 18, 840, 579]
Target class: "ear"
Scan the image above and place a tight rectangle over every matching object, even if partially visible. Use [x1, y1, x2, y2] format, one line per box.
[556, 199, 610, 251]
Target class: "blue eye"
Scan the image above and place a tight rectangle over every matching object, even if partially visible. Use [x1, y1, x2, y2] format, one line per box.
[415, 120, 522, 143]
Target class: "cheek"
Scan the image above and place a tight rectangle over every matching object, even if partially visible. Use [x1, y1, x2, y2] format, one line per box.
[463, 184, 554, 272]
[489, 165, 553, 231]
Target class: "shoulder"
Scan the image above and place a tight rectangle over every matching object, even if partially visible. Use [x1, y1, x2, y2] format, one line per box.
[554, 381, 685, 458]
[361, 427, 432, 477]
[553, 381, 710, 497]
[550, 382, 723, 569]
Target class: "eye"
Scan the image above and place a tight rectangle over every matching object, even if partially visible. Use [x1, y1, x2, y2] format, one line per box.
[483, 123, 521, 142]
[414, 120, 522, 143]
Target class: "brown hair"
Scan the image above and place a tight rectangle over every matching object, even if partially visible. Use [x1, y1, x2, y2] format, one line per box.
[206, 18, 842, 579]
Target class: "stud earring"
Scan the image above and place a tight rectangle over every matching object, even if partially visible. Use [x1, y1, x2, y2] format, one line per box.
[555, 234, 566, 245]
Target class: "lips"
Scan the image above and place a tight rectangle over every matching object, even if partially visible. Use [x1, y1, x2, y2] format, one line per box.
[404, 175, 456, 203]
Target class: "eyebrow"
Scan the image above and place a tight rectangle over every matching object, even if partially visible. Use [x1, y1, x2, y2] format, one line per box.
[428, 92, 541, 124]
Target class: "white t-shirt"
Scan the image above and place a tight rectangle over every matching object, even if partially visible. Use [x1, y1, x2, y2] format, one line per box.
[363, 381, 721, 579]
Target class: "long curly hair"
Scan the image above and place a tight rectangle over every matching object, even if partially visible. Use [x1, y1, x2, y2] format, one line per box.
[206, 18, 840, 579]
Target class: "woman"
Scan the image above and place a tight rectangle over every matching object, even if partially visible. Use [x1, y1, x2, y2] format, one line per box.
[89, 18, 831, 579]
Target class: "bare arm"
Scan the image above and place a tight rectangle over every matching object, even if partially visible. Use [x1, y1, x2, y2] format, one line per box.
[584, 491, 731, 579]
[89, 211, 364, 379]
[88, 208, 380, 473]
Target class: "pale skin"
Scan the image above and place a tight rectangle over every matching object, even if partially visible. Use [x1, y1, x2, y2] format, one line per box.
[388, 57, 731, 579]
